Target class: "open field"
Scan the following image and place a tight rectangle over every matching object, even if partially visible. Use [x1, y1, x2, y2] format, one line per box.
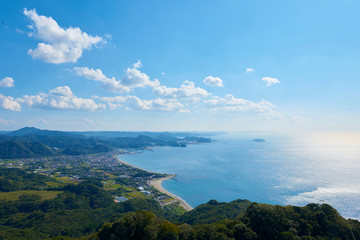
[0, 190, 62, 201]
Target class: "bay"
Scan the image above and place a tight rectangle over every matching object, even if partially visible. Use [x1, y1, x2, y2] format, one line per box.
[119, 132, 360, 220]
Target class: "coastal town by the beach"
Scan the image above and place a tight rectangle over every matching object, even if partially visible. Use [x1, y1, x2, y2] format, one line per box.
[0, 149, 192, 212]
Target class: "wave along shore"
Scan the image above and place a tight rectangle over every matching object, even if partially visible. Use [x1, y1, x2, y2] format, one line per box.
[117, 156, 193, 211]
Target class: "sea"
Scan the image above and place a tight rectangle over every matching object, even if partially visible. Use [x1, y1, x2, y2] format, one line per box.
[119, 132, 360, 220]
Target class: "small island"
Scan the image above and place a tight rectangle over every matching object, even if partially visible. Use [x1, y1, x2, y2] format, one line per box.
[251, 138, 266, 142]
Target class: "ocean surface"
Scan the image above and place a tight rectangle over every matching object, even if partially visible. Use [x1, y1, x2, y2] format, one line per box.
[119, 132, 360, 220]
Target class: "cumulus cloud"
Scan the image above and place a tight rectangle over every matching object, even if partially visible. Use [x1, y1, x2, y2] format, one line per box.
[246, 68, 254, 72]
[153, 81, 209, 100]
[74, 66, 130, 93]
[18, 86, 105, 111]
[74, 61, 159, 93]
[126, 96, 187, 112]
[92, 95, 127, 110]
[204, 94, 301, 121]
[203, 76, 223, 87]
[0, 77, 14, 87]
[94, 95, 188, 112]
[121, 61, 160, 88]
[204, 94, 275, 113]
[262, 76, 280, 86]
[24, 8, 105, 64]
[0, 94, 21, 111]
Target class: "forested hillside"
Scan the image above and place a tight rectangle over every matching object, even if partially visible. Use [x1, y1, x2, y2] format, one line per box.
[85, 203, 360, 240]
[0, 127, 212, 159]
[0, 168, 359, 240]
[0, 168, 168, 239]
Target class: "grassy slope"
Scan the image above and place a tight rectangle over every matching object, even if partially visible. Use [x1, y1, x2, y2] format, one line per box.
[0, 190, 62, 201]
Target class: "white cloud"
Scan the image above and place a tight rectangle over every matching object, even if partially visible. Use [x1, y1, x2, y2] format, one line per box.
[0, 118, 16, 125]
[204, 94, 301, 121]
[204, 94, 274, 113]
[246, 68, 254, 72]
[94, 95, 188, 112]
[0, 94, 21, 111]
[83, 118, 95, 125]
[153, 81, 209, 100]
[74, 61, 159, 93]
[74, 67, 108, 82]
[74, 66, 131, 93]
[36, 118, 47, 124]
[0, 77, 14, 87]
[131, 60, 142, 69]
[92, 95, 127, 110]
[126, 96, 187, 112]
[121, 60, 160, 88]
[203, 76, 223, 87]
[262, 76, 280, 86]
[27, 118, 48, 125]
[104, 33, 112, 40]
[24, 8, 105, 64]
[18, 86, 105, 111]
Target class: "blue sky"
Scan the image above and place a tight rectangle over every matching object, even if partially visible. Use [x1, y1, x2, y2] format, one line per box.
[0, 0, 360, 132]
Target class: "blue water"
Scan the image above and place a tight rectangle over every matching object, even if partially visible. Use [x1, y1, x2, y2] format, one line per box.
[119, 132, 360, 220]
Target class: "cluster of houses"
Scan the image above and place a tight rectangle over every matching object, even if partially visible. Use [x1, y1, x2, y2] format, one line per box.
[0, 149, 174, 207]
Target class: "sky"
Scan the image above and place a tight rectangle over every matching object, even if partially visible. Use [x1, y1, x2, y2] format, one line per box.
[0, 0, 360, 132]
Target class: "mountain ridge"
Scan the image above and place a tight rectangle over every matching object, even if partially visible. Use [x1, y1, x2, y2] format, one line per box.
[0, 127, 212, 159]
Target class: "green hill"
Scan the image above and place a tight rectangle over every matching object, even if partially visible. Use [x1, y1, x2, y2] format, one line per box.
[85, 203, 360, 240]
[0, 168, 359, 240]
[0, 140, 54, 159]
[174, 199, 251, 225]
[0, 128, 212, 159]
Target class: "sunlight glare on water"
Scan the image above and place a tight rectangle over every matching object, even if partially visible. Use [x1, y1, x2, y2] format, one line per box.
[120, 132, 360, 219]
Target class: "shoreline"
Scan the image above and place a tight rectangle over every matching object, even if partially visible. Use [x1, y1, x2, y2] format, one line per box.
[116, 154, 193, 211]
[117, 155, 156, 174]
[149, 175, 193, 211]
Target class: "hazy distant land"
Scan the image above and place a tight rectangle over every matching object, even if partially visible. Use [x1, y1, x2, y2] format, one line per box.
[0, 127, 212, 159]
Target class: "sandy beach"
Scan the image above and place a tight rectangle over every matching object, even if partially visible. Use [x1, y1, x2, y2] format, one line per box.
[150, 176, 193, 211]
[117, 155, 193, 211]
[117, 156, 155, 174]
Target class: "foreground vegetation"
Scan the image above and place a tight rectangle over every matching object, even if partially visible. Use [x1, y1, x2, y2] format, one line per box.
[0, 168, 171, 239]
[85, 202, 360, 240]
[0, 168, 359, 240]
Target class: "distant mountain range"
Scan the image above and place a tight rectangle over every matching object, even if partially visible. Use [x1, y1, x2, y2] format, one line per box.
[0, 127, 212, 159]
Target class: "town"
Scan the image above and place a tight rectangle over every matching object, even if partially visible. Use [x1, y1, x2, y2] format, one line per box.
[0, 149, 183, 212]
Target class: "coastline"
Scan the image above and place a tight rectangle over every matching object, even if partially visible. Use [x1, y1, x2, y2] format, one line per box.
[117, 154, 193, 211]
[149, 176, 193, 211]
[117, 155, 156, 174]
